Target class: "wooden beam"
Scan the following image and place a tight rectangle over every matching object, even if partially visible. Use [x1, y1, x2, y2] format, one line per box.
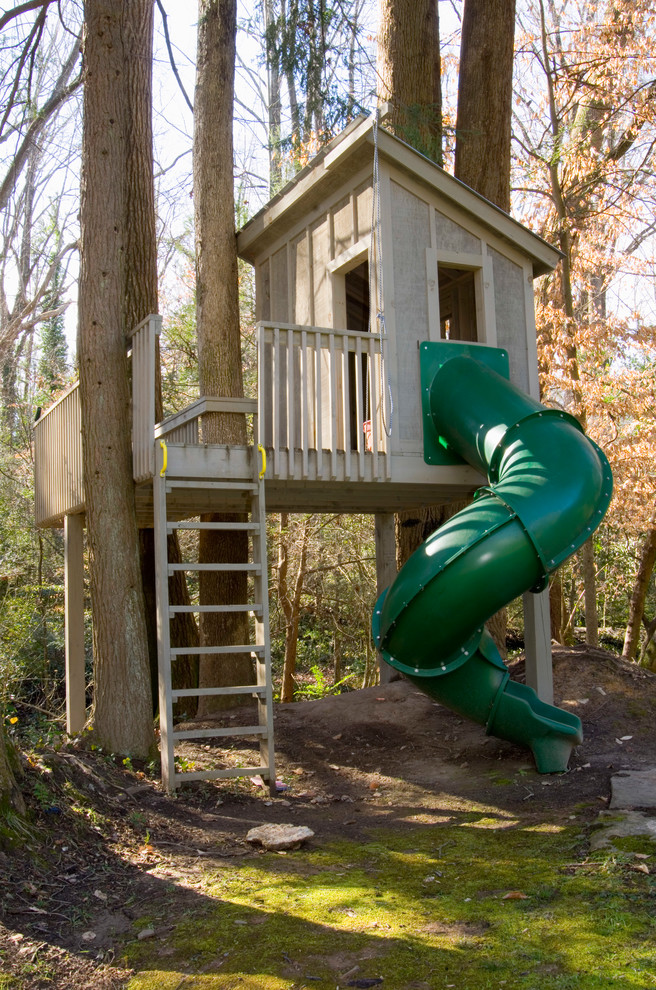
[65, 513, 86, 735]
[523, 589, 553, 705]
[375, 513, 397, 684]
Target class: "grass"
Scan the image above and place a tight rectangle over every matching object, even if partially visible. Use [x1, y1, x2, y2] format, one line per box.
[123, 813, 656, 989]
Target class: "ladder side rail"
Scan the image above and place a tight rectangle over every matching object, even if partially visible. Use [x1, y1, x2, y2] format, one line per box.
[252, 471, 276, 794]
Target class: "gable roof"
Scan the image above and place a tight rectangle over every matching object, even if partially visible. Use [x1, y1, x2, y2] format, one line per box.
[237, 114, 561, 278]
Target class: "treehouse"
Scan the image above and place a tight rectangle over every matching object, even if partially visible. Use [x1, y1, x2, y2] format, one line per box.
[33, 113, 562, 792]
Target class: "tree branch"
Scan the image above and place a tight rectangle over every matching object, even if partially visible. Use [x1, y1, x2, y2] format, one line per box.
[154, 0, 193, 114]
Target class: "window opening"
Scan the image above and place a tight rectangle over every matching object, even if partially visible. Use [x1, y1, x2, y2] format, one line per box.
[438, 265, 478, 342]
[345, 261, 371, 449]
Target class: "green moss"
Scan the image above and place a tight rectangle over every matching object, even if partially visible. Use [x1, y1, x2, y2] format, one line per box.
[123, 816, 656, 989]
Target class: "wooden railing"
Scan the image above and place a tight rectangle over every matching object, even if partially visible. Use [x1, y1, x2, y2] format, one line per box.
[34, 383, 84, 527]
[34, 316, 392, 526]
[257, 321, 389, 480]
[34, 315, 161, 525]
[155, 396, 257, 444]
[130, 314, 162, 482]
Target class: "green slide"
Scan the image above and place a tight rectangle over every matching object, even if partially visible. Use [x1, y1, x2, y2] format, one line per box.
[372, 342, 613, 772]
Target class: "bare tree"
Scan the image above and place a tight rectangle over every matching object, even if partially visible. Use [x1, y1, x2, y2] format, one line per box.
[78, 0, 153, 757]
[194, 0, 255, 711]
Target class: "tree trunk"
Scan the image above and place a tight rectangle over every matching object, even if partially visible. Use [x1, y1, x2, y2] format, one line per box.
[123, 0, 199, 714]
[447, 0, 518, 650]
[194, 0, 254, 713]
[0, 727, 25, 820]
[378, 0, 444, 569]
[79, 0, 153, 757]
[549, 571, 564, 643]
[580, 538, 598, 647]
[623, 518, 656, 661]
[279, 513, 312, 703]
[263, 0, 283, 193]
[377, 0, 442, 164]
[454, 0, 516, 212]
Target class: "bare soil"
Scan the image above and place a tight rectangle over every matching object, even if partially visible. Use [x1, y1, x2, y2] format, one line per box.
[2, 644, 655, 988]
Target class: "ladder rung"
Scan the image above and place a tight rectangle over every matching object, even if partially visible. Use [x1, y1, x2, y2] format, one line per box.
[168, 563, 261, 573]
[172, 725, 267, 741]
[172, 765, 272, 783]
[172, 685, 267, 700]
[170, 644, 265, 657]
[166, 480, 257, 492]
[169, 604, 262, 614]
[168, 521, 259, 532]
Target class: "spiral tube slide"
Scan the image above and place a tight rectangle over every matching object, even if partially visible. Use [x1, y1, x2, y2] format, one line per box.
[372, 345, 613, 772]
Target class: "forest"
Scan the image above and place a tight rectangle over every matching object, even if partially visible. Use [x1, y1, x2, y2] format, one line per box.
[1, 2, 656, 988]
[0, 0, 656, 806]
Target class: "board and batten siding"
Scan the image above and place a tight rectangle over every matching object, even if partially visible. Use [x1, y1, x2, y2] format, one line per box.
[489, 247, 532, 394]
[388, 179, 432, 453]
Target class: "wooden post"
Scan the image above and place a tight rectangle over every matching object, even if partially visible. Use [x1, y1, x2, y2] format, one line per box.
[65, 513, 86, 735]
[375, 512, 397, 684]
[523, 588, 553, 705]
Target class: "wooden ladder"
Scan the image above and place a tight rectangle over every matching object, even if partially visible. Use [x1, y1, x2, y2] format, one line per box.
[153, 450, 275, 794]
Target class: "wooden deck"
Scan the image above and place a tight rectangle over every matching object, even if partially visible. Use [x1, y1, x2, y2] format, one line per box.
[34, 316, 482, 528]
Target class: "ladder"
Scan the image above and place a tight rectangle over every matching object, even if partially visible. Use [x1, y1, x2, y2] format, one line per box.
[153, 444, 275, 795]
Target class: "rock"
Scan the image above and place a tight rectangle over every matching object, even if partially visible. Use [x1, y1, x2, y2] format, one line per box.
[610, 768, 656, 809]
[591, 809, 656, 851]
[246, 823, 314, 851]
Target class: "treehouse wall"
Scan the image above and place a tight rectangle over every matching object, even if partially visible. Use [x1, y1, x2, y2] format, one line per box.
[243, 120, 551, 478]
[255, 167, 373, 328]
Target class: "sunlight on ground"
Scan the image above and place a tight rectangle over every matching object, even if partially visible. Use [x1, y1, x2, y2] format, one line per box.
[124, 819, 656, 990]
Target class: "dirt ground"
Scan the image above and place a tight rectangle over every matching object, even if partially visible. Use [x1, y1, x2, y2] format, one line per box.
[1, 644, 656, 988]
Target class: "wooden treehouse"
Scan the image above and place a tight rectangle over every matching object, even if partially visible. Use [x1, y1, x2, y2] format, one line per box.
[34, 114, 561, 792]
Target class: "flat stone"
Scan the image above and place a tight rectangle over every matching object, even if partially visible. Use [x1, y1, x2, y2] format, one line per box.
[610, 769, 656, 809]
[246, 823, 314, 851]
[591, 810, 656, 851]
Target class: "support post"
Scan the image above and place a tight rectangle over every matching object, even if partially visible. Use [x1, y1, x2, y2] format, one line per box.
[65, 513, 86, 734]
[375, 512, 397, 684]
[523, 588, 553, 705]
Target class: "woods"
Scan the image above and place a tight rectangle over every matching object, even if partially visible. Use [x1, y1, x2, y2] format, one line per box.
[2, 0, 656, 811]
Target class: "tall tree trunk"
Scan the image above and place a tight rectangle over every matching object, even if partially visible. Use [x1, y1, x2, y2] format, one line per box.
[377, 0, 442, 164]
[278, 513, 312, 703]
[538, 0, 599, 644]
[549, 571, 564, 643]
[0, 728, 24, 820]
[194, 0, 254, 713]
[454, 0, 516, 212]
[580, 538, 598, 647]
[123, 0, 199, 714]
[263, 0, 283, 193]
[623, 515, 656, 661]
[377, 0, 444, 581]
[79, 0, 153, 757]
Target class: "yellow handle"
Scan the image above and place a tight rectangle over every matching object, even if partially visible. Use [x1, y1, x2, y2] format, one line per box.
[258, 443, 266, 480]
[160, 439, 167, 477]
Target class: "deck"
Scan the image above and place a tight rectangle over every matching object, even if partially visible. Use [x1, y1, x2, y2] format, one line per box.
[34, 315, 482, 528]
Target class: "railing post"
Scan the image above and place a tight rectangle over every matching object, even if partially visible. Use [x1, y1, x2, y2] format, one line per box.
[65, 513, 86, 734]
[130, 313, 162, 482]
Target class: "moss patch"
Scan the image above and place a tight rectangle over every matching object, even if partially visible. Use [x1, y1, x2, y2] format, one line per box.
[124, 816, 656, 989]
